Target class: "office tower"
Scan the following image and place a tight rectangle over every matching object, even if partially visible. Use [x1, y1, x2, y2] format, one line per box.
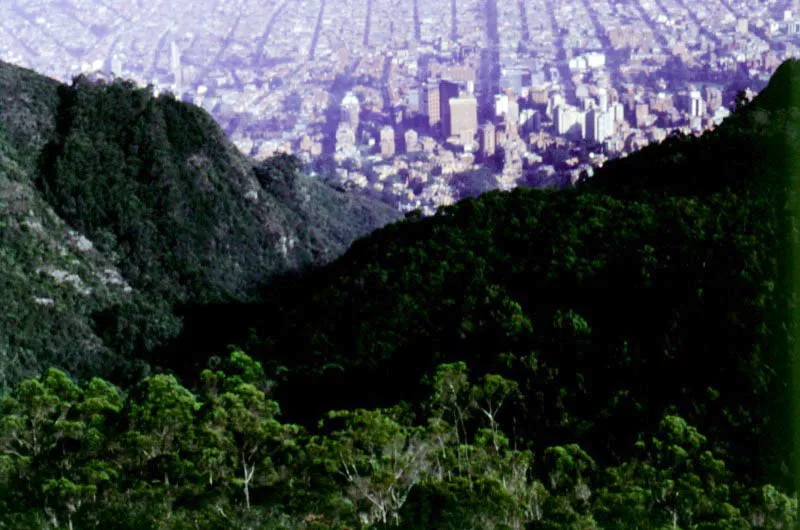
[507, 98, 520, 126]
[554, 105, 586, 138]
[611, 102, 625, 124]
[705, 86, 723, 112]
[438, 80, 460, 137]
[170, 42, 181, 90]
[449, 96, 478, 141]
[335, 123, 356, 153]
[598, 88, 608, 112]
[170, 42, 180, 73]
[423, 79, 459, 136]
[340, 92, 361, 131]
[736, 18, 749, 34]
[405, 129, 420, 153]
[585, 108, 614, 143]
[423, 81, 440, 128]
[689, 90, 705, 117]
[380, 126, 396, 158]
[495, 94, 509, 118]
[481, 122, 496, 158]
[546, 93, 564, 118]
[110, 56, 123, 77]
[635, 102, 649, 128]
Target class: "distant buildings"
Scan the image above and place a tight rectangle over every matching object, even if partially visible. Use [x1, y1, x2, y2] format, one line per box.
[449, 96, 478, 143]
[705, 86, 723, 112]
[585, 108, 614, 143]
[109, 56, 123, 77]
[405, 128, 420, 153]
[597, 88, 608, 112]
[340, 93, 361, 131]
[554, 104, 586, 139]
[7, 0, 784, 217]
[170, 42, 182, 93]
[677, 90, 707, 117]
[481, 122, 496, 158]
[423, 79, 459, 137]
[380, 126, 396, 158]
[737, 18, 749, 35]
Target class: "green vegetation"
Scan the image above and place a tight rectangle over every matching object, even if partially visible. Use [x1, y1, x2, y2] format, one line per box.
[2, 57, 800, 527]
[0, 62, 398, 388]
[1, 352, 793, 529]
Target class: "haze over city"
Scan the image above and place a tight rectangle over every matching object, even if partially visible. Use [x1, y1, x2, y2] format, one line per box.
[0, 0, 793, 213]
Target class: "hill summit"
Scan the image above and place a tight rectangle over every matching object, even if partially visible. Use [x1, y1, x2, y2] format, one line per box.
[0, 61, 399, 386]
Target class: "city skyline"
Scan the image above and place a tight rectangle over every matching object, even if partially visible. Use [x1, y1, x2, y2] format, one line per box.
[0, 0, 795, 214]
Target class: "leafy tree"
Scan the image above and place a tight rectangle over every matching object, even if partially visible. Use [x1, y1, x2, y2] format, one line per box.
[199, 351, 299, 510]
[121, 372, 199, 512]
[311, 405, 431, 527]
[595, 415, 747, 529]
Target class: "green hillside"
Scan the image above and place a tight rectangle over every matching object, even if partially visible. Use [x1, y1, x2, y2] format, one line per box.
[225, 61, 800, 495]
[0, 62, 399, 388]
[1, 58, 800, 528]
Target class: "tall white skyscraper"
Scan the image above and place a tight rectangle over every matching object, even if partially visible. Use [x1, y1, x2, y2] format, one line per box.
[689, 90, 705, 117]
[110, 56, 123, 77]
[340, 92, 361, 131]
[554, 105, 586, 138]
[449, 96, 479, 142]
[170, 42, 182, 92]
[598, 88, 608, 112]
[380, 126, 396, 158]
[585, 108, 614, 143]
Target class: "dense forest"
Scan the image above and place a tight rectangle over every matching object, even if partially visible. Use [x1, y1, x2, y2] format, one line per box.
[0, 61, 398, 388]
[2, 57, 800, 527]
[0, 351, 795, 529]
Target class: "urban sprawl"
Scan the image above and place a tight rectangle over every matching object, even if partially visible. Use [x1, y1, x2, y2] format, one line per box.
[1, 0, 795, 214]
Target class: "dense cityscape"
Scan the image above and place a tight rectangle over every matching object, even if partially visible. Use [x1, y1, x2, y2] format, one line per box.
[0, 0, 795, 214]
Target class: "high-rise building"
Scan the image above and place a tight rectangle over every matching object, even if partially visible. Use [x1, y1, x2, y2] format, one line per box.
[439, 80, 460, 137]
[635, 102, 650, 128]
[449, 96, 478, 142]
[736, 18, 749, 34]
[110, 56, 123, 77]
[597, 88, 608, 112]
[335, 123, 357, 161]
[705, 86, 723, 112]
[481, 122, 496, 158]
[380, 126, 396, 158]
[689, 90, 705, 117]
[423, 79, 459, 136]
[495, 94, 509, 118]
[554, 105, 586, 138]
[611, 102, 625, 124]
[677, 90, 706, 117]
[170, 42, 182, 90]
[405, 129, 419, 153]
[546, 93, 564, 118]
[507, 99, 520, 126]
[170, 42, 180, 73]
[340, 93, 361, 131]
[422, 81, 440, 127]
[585, 108, 614, 143]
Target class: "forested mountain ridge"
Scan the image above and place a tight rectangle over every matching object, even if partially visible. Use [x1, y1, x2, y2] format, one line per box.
[0, 61, 399, 388]
[3, 59, 800, 529]
[202, 59, 800, 508]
